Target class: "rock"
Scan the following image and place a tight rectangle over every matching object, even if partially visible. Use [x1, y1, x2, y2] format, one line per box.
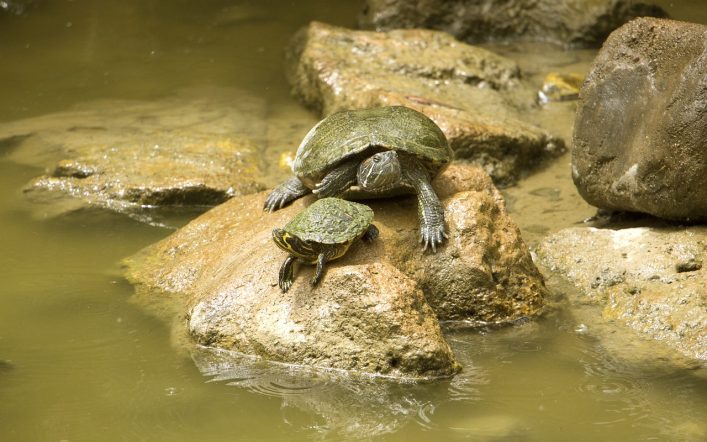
[0, 89, 269, 224]
[537, 73, 584, 104]
[537, 226, 707, 361]
[124, 163, 546, 376]
[572, 18, 707, 221]
[285, 21, 564, 186]
[358, 0, 667, 48]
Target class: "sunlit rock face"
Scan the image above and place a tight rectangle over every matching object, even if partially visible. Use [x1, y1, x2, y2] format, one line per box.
[285, 21, 564, 187]
[358, 0, 666, 48]
[572, 18, 707, 221]
[538, 226, 707, 361]
[124, 163, 547, 378]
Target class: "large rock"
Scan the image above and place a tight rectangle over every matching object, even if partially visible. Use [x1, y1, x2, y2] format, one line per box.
[286, 21, 564, 186]
[124, 164, 547, 377]
[359, 0, 667, 48]
[572, 18, 707, 221]
[0, 88, 272, 223]
[538, 226, 707, 361]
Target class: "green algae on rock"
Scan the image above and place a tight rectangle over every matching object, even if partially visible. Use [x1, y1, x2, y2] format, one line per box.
[285, 21, 564, 186]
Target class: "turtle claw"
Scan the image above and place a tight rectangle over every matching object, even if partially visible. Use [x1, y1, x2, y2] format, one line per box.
[420, 223, 447, 253]
[279, 279, 293, 293]
[265, 177, 310, 212]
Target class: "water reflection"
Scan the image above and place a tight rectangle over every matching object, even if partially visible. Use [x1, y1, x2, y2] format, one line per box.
[192, 347, 450, 438]
[192, 312, 707, 441]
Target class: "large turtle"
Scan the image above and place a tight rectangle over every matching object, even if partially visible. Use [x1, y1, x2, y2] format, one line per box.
[265, 106, 453, 252]
[272, 198, 378, 292]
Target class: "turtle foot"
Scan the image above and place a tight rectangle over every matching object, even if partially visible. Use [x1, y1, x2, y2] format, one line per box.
[419, 223, 448, 253]
[264, 189, 293, 212]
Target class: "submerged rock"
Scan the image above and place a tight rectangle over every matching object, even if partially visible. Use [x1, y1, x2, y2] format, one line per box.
[124, 164, 546, 377]
[286, 21, 564, 186]
[538, 226, 707, 361]
[0, 89, 270, 224]
[359, 0, 667, 48]
[572, 18, 707, 221]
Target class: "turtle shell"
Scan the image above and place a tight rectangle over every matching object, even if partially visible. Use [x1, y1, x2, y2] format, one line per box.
[293, 106, 452, 188]
[284, 198, 373, 245]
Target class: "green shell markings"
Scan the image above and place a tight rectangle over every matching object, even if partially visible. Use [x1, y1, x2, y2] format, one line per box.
[265, 106, 452, 253]
[272, 198, 378, 292]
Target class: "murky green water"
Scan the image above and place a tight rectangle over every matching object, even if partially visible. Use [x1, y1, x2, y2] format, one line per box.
[1, 1, 706, 440]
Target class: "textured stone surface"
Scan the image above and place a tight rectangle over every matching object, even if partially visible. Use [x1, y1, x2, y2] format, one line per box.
[286, 21, 564, 186]
[0, 89, 268, 223]
[572, 18, 707, 221]
[359, 0, 667, 48]
[124, 164, 546, 376]
[538, 226, 707, 361]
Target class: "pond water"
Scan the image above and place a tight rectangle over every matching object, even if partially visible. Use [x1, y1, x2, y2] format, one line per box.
[0, 1, 705, 440]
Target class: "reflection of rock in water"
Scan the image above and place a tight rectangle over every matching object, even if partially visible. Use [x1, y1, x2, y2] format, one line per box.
[192, 346, 466, 439]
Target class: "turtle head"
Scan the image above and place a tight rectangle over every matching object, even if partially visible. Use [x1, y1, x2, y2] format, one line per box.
[272, 228, 316, 260]
[357, 151, 402, 191]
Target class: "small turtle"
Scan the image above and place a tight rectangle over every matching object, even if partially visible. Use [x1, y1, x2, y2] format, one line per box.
[272, 198, 378, 292]
[265, 106, 453, 252]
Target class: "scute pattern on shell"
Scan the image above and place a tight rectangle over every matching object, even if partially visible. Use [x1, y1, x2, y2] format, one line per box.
[284, 198, 374, 244]
[293, 106, 452, 187]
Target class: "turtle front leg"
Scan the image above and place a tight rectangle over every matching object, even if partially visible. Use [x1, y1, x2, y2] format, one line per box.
[402, 158, 448, 253]
[279, 255, 297, 292]
[310, 253, 327, 287]
[312, 160, 359, 198]
[264, 176, 310, 212]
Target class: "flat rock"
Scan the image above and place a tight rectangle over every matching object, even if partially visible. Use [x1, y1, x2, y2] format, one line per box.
[572, 18, 707, 221]
[359, 0, 667, 48]
[0, 88, 269, 224]
[124, 164, 546, 377]
[286, 21, 564, 186]
[538, 226, 707, 361]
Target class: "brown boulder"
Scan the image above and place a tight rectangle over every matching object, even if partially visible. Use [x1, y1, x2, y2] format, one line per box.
[124, 164, 546, 377]
[285, 21, 564, 186]
[572, 18, 707, 220]
[359, 0, 667, 48]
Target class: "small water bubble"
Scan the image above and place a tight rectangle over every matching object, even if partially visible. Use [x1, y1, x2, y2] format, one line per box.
[164, 387, 179, 396]
[65, 22, 73, 28]
[575, 324, 588, 334]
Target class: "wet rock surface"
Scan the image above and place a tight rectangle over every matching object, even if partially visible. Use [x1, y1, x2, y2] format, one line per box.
[572, 18, 707, 221]
[359, 0, 667, 48]
[0, 89, 280, 224]
[124, 163, 546, 377]
[538, 225, 707, 361]
[286, 21, 564, 186]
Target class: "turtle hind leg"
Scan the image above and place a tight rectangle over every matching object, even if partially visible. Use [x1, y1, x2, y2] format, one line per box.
[310, 253, 327, 287]
[362, 224, 379, 242]
[279, 255, 297, 292]
[264, 176, 310, 212]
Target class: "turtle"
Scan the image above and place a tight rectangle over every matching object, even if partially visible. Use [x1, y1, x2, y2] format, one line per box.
[264, 106, 453, 252]
[272, 198, 378, 292]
